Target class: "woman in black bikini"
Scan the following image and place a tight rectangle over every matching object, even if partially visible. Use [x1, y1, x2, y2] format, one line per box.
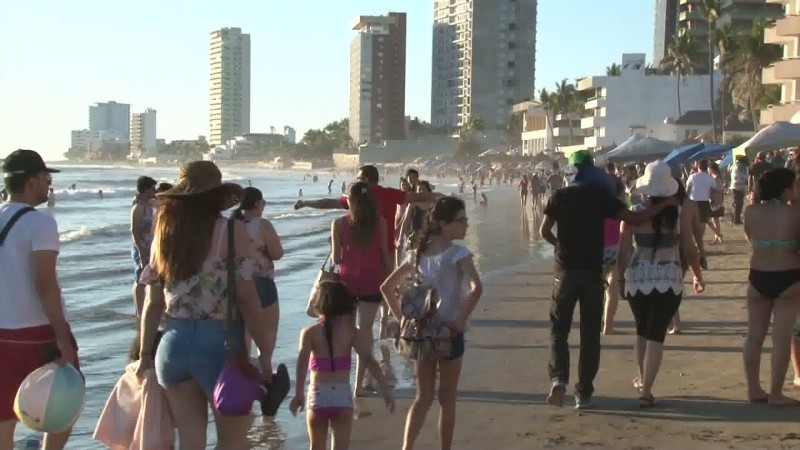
[743, 168, 800, 406]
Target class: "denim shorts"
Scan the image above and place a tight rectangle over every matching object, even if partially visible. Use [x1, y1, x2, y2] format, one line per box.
[132, 247, 144, 283]
[155, 318, 243, 396]
[444, 333, 466, 361]
[254, 276, 279, 308]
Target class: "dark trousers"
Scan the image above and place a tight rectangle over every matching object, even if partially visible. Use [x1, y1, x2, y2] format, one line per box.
[732, 189, 745, 224]
[548, 269, 604, 398]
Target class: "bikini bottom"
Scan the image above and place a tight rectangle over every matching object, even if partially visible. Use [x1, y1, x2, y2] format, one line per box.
[748, 269, 800, 299]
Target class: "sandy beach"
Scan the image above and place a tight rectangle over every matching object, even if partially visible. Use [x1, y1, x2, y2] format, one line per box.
[349, 212, 800, 450]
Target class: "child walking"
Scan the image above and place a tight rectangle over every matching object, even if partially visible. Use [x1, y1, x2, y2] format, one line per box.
[380, 196, 483, 450]
[290, 281, 394, 449]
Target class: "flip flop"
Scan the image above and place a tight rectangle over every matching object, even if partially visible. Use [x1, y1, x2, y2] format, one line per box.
[639, 394, 655, 408]
[260, 364, 291, 417]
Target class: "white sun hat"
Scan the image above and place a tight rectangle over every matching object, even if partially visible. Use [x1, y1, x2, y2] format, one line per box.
[634, 160, 679, 197]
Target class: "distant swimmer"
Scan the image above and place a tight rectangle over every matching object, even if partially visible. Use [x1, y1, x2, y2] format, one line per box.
[47, 188, 56, 208]
[299, 189, 303, 198]
[472, 183, 478, 200]
[480, 193, 488, 206]
[341, 181, 346, 194]
[328, 179, 334, 194]
[313, 175, 319, 183]
[70, 183, 76, 190]
[98, 190, 104, 199]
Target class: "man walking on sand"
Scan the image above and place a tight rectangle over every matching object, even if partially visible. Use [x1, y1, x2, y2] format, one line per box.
[540, 151, 676, 410]
[0, 150, 79, 450]
[686, 160, 716, 269]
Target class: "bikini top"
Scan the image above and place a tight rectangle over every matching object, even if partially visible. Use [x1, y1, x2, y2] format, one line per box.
[751, 239, 800, 249]
[309, 356, 351, 373]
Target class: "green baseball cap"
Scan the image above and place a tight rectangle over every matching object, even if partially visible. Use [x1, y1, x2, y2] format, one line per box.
[568, 150, 593, 166]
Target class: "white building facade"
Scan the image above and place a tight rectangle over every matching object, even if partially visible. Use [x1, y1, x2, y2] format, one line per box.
[284, 126, 296, 144]
[577, 54, 720, 150]
[89, 101, 130, 141]
[431, 0, 537, 131]
[130, 108, 157, 158]
[209, 27, 251, 147]
[514, 101, 585, 156]
[762, 0, 800, 125]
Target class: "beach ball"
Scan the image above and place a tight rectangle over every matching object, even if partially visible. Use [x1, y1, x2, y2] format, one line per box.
[14, 363, 85, 433]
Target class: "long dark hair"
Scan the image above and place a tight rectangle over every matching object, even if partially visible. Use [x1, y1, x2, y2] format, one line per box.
[233, 187, 263, 220]
[313, 281, 355, 371]
[152, 189, 227, 283]
[759, 168, 796, 201]
[649, 194, 679, 257]
[414, 196, 466, 258]
[347, 182, 378, 248]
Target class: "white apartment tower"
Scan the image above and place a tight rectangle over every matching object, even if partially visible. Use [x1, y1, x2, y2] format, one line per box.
[89, 101, 131, 141]
[209, 27, 251, 147]
[130, 108, 157, 158]
[431, 0, 537, 131]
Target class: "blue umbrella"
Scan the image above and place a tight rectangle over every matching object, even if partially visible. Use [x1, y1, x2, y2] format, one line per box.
[687, 143, 733, 162]
[719, 150, 733, 168]
[664, 143, 704, 168]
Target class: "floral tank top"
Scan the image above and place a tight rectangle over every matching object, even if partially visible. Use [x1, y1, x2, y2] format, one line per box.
[624, 205, 684, 297]
[141, 218, 255, 320]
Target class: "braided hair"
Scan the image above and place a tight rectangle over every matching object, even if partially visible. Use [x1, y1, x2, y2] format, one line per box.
[413, 196, 466, 262]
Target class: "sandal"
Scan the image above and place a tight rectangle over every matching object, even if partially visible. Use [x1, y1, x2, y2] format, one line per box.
[639, 394, 656, 408]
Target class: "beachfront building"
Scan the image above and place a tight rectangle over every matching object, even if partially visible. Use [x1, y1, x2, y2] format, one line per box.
[677, 0, 783, 72]
[349, 12, 407, 146]
[512, 101, 585, 156]
[209, 27, 251, 147]
[762, 0, 800, 125]
[284, 126, 296, 144]
[431, 0, 537, 131]
[89, 101, 130, 141]
[576, 54, 720, 150]
[129, 108, 157, 159]
[653, 0, 679, 64]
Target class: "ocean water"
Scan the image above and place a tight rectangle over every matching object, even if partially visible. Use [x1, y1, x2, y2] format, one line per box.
[13, 164, 552, 449]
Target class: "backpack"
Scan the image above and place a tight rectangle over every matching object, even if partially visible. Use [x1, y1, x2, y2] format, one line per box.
[395, 248, 454, 361]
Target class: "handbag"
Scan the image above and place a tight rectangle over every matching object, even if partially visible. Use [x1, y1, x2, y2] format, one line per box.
[213, 218, 262, 416]
[305, 254, 341, 317]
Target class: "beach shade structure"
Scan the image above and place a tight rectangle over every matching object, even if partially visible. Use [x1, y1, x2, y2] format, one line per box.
[605, 136, 678, 163]
[664, 143, 704, 168]
[733, 121, 800, 157]
[15, 363, 85, 433]
[686, 143, 734, 162]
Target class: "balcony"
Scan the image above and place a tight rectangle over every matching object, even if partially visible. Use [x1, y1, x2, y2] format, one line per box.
[679, 10, 703, 22]
[581, 115, 605, 129]
[763, 58, 800, 84]
[761, 103, 800, 125]
[585, 96, 606, 110]
[577, 76, 601, 92]
[766, 15, 800, 44]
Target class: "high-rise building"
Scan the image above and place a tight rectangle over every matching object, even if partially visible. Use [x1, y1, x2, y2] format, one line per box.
[678, 0, 783, 73]
[209, 27, 251, 147]
[431, 0, 537, 131]
[762, 0, 800, 125]
[89, 101, 130, 141]
[349, 12, 407, 145]
[130, 108, 157, 158]
[653, 0, 678, 65]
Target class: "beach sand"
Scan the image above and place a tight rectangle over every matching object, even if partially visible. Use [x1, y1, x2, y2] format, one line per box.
[349, 214, 800, 450]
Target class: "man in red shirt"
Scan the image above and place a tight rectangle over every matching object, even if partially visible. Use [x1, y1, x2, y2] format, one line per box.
[294, 165, 439, 254]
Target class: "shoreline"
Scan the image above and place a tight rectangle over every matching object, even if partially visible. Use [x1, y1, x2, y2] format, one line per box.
[349, 221, 800, 450]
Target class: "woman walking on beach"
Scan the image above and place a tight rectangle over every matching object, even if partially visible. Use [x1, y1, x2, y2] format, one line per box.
[137, 161, 274, 449]
[398, 181, 435, 252]
[618, 161, 705, 407]
[742, 168, 800, 406]
[708, 162, 725, 244]
[332, 182, 392, 397]
[518, 175, 529, 208]
[381, 197, 483, 450]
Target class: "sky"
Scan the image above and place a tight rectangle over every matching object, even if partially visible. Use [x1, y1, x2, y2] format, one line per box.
[0, 0, 653, 161]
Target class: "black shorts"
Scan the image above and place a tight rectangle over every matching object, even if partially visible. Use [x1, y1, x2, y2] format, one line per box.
[710, 206, 725, 218]
[696, 200, 711, 222]
[628, 289, 682, 343]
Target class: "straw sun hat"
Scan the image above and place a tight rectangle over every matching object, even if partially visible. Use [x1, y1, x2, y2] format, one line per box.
[634, 160, 679, 197]
[158, 161, 243, 202]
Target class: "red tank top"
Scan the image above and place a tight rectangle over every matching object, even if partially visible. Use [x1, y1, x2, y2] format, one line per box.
[338, 216, 386, 296]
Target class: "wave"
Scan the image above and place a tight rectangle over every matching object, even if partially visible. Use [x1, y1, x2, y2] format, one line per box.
[281, 225, 329, 240]
[52, 187, 138, 202]
[60, 223, 129, 243]
[270, 209, 341, 221]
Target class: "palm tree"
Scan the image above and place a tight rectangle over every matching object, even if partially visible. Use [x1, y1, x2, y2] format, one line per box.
[732, 20, 782, 129]
[662, 33, 699, 119]
[538, 88, 557, 151]
[714, 23, 736, 137]
[554, 79, 578, 140]
[699, 0, 721, 141]
[605, 63, 622, 76]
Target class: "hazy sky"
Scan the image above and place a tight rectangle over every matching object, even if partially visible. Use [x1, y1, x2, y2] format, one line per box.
[0, 0, 652, 161]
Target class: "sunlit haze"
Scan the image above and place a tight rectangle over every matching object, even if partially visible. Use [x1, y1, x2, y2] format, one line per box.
[0, 0, 651, 161]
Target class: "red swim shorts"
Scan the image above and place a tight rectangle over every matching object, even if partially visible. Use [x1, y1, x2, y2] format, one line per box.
[0, 325, 80, 421]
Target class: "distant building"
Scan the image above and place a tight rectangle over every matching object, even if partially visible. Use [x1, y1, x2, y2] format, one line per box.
[678, 0, 783, 73]
[209, 27, 251, 146]
[431, 0, 537, 131]
[653, 0, 678, 65]
[513, 101, 586, 156]
[576, 54, 720, 150]
[89, 101, 130, 141]
[349, 12, 407, 145]
[762, 0, 800, 125]
[130, 108, 157, 158]
[284, 126, 296, 144]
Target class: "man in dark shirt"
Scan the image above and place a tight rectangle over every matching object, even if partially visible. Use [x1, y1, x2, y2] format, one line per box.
[539, 151, 676, 409]
[749, 152, 772, 202]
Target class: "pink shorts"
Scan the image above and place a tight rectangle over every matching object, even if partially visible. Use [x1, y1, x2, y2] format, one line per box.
[0, 325, 80, 421]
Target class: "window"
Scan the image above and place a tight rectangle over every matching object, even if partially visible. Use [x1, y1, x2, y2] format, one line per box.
[508, 42, 517, 49]
[509, 23, 517, 31]
[507, 61, 515, 68]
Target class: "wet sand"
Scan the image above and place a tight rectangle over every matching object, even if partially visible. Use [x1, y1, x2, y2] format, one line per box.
[349, 213, 800, 449]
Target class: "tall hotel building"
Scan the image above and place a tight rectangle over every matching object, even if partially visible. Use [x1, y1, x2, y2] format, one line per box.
[349, 12, 407, 145]
[431, 0, 537, 130]
[209, 27, 251, 147]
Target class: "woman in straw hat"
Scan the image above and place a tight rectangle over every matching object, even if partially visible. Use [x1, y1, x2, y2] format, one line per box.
[618, 160, 705, 408]
[136, 161, 273, 449]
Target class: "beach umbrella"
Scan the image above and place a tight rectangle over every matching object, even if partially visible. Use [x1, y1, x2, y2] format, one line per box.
[664, 143, 704, 168]
[719, 150, 733, 168]
[605, 136, 677, 163]
[733, 121, 800, 157]
[686, 143, 734, 162]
